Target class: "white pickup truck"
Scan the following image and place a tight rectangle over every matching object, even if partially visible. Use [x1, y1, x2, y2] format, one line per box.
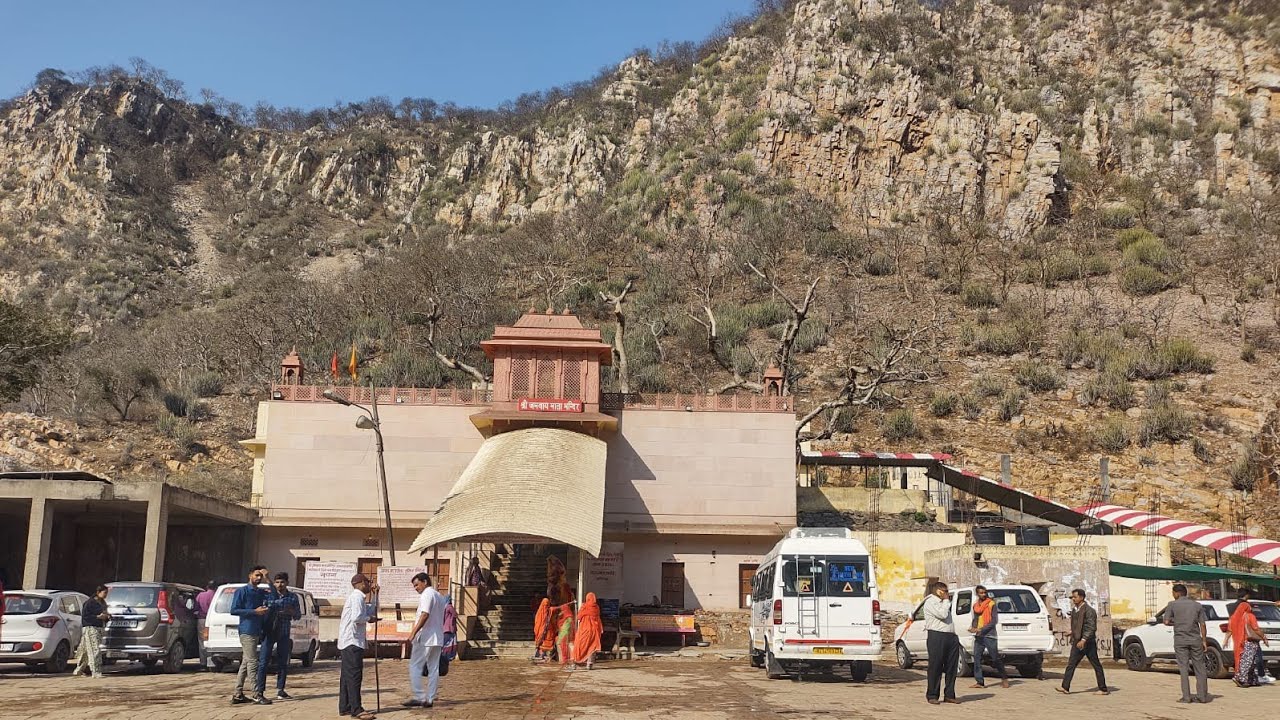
[1119, 600, 1280, 678]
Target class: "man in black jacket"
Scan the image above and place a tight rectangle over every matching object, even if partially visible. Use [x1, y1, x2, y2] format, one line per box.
[1057, 588, 1109, 695]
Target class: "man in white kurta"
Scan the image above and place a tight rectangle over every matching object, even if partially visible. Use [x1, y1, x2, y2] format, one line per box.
[404, 573, 446, 708]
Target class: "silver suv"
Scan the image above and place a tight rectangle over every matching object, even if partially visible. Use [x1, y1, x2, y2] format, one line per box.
[101, 582, 201, 673]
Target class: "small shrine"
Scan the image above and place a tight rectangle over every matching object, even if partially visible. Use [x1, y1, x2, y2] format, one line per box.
[469, 308, 617, 436]
[279, 347, 305, 385]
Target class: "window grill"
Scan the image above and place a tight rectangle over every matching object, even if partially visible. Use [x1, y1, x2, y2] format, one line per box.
[536, 358, 557, 397]
[562, 359, 582, 399]
[511, 357, 531, 399]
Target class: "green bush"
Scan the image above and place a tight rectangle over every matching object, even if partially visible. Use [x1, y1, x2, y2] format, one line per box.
[961, 283, 999, 309]
[1145, 380, 1172, 408]
[863, 252, 895, 276]
[794, 318, 829, 353]
[961, 394, 983, 420]
[156, 416, 200, 460]
[1241, 343, 1258, 362]
[1122, 236, 1174, 271]
[830, 408, 857, 434]
[1093, 417, 1131, 452]
[162, 391, 192, 418]
[1081, 369, 1136, 409]
[974, 374, 1005, 397]
[995, 389, 1027, 422]
[1142, 338, 1214, 377]
[1059, 328, 1088, 368]
[1101, 204, 1137, 229]
[882, 409, 920, 441]
[972, 317, 1043, 355]
[189, 372, 224, 398]
[1137, 402, 1193, 445]
[1229, 442, 1262, 491]
[1119, 264, 1172, 296]
[929, 392, 959, 418]
[1014, 361, 1064, 392]
[1115, 227, 1157, 250]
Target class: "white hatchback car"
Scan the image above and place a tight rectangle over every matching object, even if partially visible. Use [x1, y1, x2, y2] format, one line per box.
[0, 589, 89, 673]
[203, 583, 319, 671]
[1120, 600, 1280, 678]
[893, 584, 1055, 678]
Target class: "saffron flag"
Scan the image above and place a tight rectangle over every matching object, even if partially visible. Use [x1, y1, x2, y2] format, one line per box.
[330, 352, 340, 382]
[348, 342, 358, 382]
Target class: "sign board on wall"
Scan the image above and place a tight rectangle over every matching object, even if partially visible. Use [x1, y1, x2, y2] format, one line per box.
[517, 398, 583, 413]
[376, 566, 431, 606]
[585, 542, 623, 600]
[302, 560, 357, 599]
[632, 614, 696, 634]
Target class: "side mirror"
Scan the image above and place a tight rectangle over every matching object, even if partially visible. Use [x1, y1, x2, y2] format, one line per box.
[1146, 617, 1158, 625]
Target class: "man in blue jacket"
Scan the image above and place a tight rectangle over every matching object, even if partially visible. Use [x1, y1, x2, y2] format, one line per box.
[230, 565, 271, 705]
[256, 572, 301, 701]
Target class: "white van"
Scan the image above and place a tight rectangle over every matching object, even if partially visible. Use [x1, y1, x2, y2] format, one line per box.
[748, 528, 881, 681]
[203, 583, 320, 671]
[892, 584, 1054, 678]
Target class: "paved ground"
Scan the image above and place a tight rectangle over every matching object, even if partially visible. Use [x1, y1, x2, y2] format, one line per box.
[1, 654, 1275, 719]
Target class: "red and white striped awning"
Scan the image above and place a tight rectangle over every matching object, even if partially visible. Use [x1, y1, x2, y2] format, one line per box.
[1077, 503, 1280, 566]
[799, 450, 953, 467]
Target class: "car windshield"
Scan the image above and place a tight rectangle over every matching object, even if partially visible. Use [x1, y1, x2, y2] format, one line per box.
[3, 595, 52, 615]
[106, 586, 158, 608]
[990, 589, 1042, 614]
[1254, 603, 1280, 622]
[212, 587, 238, 614]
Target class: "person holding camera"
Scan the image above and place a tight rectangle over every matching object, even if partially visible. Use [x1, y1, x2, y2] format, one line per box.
[256, 572, 300, 701]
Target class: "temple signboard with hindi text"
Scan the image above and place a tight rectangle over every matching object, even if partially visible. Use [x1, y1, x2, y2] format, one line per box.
[517, 398, 584, 413]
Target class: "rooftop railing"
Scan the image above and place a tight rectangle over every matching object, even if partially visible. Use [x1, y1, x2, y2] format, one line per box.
[270, 385, 793, 413]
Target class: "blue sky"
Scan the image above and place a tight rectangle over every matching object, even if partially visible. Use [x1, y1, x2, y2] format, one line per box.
[3, 1, 757, 109]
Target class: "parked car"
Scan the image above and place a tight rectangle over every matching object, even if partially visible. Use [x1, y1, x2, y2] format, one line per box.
[0, 589, 89, 672]
[101, 582, 201, 673]
[1119, 599, 1280, 678]
[748, 527, 882, 682]
[203, 583, 320, 672]
[893, 584, 1055, 679]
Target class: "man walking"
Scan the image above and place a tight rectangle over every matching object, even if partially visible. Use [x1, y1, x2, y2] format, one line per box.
[1058, 588, 1109, 695]
[923, 581, 960, 705]
[403, 572, 445, 708]
[230, 565, 271, 705]
[74, 585, 110, 678]
[968, 585, 1009, 689]
[257, 572, 301, 701]
[1162, 583, 1208, 703]
[339, 573, 380, 720]
[195, 580, 215, 671]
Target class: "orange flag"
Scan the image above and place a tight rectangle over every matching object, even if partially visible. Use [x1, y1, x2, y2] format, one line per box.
[348, 341, 358, 382]
[330, 352, 340, 382]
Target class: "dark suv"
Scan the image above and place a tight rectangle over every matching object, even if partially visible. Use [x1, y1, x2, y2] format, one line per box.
[102, 582, 201, 673]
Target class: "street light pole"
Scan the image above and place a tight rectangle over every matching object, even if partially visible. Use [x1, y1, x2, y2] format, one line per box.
[322, 383, 395, 565]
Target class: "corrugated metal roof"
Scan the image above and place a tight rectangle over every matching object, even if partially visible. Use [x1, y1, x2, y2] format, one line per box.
[407, 427, 607, 557]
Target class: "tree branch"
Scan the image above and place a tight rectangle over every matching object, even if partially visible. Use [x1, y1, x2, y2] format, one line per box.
[601, 279, 634, 393]
[409, 299, 491, 388]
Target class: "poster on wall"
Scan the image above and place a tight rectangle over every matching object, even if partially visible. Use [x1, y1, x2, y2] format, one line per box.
[585, 542, 623, 601]
[376, 566, 431, 606]
[302, 560, 357, 598]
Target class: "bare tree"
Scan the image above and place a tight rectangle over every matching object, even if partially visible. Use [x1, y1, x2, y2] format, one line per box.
[601, 280, 634, 393]
[796, 320, 941, 443]
[746, 262, 820, 395]
[410, 298, 492, 388]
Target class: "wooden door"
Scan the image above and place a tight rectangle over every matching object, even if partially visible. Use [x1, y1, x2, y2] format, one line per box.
[358, 557, 382, 582]
[739, 564, 758, 609]
[426, 559, 450, 594]
[661, 562, 685, 608]
[295, 557, 319, 589]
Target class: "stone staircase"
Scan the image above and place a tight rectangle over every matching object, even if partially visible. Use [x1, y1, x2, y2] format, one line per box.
[465, 544, 564, 659]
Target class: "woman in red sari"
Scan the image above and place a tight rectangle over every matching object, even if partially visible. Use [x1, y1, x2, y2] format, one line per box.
[532, 597, 553, 662]
[569, 592, 604, 671]
[1232, 599, 1268, 687]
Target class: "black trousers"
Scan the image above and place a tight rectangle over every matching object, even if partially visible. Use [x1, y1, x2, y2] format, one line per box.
[1061, 639, 1106, 691]
[339, 645, 365, 716]
[926, 630, 960, 701]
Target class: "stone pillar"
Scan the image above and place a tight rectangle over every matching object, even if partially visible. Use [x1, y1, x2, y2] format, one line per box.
[22, 495, 54, 589]
[141, 485, 170, 582]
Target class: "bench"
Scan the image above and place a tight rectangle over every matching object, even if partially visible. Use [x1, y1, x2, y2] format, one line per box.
[630, 614, 697, 648]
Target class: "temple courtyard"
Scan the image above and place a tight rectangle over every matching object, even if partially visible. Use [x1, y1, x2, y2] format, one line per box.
[0, 654, 1271, 719]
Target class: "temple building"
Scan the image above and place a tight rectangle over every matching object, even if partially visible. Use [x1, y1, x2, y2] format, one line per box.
[243, 309, 796, 644]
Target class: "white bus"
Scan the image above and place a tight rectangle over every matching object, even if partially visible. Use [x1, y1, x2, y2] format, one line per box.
[748, 528, 881, 681]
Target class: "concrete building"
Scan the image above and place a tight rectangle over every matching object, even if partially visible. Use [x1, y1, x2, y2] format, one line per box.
[243, 310, 796, 624]
[0, 471, 256, 593]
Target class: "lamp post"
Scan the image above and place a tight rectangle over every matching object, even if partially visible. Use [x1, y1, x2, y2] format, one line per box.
[322, 382, 396, 566]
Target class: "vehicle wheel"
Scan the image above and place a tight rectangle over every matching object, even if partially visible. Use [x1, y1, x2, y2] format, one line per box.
[301, 640, 318, 668]
[896, 642, 914, 670]
[210, 656, 228, 673]
[1204, 647, 1229, 679]
[851, 660, 871, 682]
[43, 641, 71, 673]
[1123, 641, 1149, 672]
[765, 649, 787, 680]
[1018, 655, 1043, 679]
[162, 641, 185, 674]
[142, 658, 159, 670]
[956, 648, 973, 678]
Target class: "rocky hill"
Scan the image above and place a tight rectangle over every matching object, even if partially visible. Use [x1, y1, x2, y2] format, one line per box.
[2, 0, 1279, 538]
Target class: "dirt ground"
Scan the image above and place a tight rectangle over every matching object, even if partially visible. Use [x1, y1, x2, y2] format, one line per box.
[0, 654, 1274, 719]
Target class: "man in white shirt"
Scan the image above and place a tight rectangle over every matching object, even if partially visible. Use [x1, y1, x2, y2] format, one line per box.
[922, 581, 960, 705]
[338, 573, 380, 720]
[403, 572, 446, 708]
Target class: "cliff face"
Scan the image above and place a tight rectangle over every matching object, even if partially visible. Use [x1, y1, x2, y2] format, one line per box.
[2, 0, 1280, 530]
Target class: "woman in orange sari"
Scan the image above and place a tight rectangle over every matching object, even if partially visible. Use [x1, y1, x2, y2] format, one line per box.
[1232, 598, 1267, 687]
[532, 597, 553, 662]
[569, 593, 603, 671]
[1228, 591, 1251, 673]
